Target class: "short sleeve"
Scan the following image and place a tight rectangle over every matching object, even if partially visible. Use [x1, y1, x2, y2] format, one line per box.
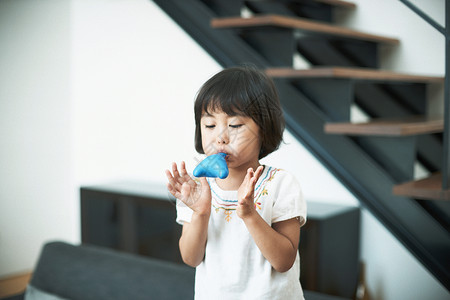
[270, 171, 307, 226]
[176, 199, 193, 225]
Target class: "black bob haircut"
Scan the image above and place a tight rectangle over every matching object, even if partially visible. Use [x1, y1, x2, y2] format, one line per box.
[194, 65, 285, 159]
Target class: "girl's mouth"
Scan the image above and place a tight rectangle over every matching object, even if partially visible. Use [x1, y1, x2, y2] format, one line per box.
[217, 151, 230, 161]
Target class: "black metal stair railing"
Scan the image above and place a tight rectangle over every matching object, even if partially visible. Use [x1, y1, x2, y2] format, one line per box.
[152, 0, 450, 291]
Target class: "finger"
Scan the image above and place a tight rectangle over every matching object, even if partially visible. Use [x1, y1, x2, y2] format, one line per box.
[250, 176, 259, 191]
[247, 168, 260, 195]
[166, 169, 182, 191]
[167, 183, 182, 199]
[173, 162, 190, 188]
[243, 180, 255, 199]
[198, 176, 208, 188]
[180, 182, 192, 203]
[240, 169, 253, 193]
[244, 168, 253, 183]
[254, 165, 264, 181]
[180, 161, 196, 188]
[165, 169, 176, 186]
[165, 169, 173, 181]
[166, 183, 175, 196]
[256, 165, 264, 174]
[180, 161, 188, 177]
[172, 162, 181, 179]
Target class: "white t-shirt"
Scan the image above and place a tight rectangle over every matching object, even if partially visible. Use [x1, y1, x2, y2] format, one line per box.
[176, 166, 307, 300]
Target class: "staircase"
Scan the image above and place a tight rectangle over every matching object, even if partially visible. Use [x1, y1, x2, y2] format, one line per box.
[152, 0, 450, 292]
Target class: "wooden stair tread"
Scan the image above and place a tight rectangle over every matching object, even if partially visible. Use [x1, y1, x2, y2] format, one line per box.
[313, 0, 356, 9]
[324, 116, 443, 136]
[211, 15, 399, 45]
[251, 0, 357, 9]
[266, 67, 444, 83]
[393, 173, 450, 201]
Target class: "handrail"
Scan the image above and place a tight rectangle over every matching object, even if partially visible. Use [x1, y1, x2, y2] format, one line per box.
[399, 0, 450, 189]
[398, 0, 445, 35]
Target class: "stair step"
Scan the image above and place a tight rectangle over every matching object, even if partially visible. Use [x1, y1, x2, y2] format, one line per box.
[393, 173, 450, 201]
[324, 116, 443, 136]
[314, 0, 356, 8]
[211, 15, 399, 45]
[245, 0, 356, 23]
[252, 0, 357, 9]
[266, 67, 444, 83]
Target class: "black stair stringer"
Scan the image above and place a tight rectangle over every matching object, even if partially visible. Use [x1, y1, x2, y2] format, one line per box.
[152, 0, 450, 290]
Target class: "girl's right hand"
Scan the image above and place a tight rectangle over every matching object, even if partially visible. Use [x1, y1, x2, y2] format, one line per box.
[165, 161, 211, 216]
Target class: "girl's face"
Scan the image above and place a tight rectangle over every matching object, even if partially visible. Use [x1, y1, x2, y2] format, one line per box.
[200, 109, 262, 170]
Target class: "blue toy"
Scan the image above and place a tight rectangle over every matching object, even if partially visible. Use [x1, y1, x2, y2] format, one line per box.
[193, 153, 229, 179]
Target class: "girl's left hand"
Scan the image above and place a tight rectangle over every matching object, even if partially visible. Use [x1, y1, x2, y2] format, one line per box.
[237, 166, 264, 219]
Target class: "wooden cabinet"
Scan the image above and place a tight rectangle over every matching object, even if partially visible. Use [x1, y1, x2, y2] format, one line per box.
[300, 202, 360, 299]
[80, 181, 182, 263]
[81, 182, 359, 299]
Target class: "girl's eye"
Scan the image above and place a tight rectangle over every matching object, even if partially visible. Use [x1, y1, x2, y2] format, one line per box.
[229, 124, 243, 129]
[205, 125, 215, 129]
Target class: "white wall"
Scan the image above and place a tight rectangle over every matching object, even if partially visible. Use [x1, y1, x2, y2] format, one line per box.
[0, 0, 74, 276]
[336, 0, 445, 116]
[71, 0, 219, 184]
[0, 0, 449, 299]
[339, 0, 445, 75]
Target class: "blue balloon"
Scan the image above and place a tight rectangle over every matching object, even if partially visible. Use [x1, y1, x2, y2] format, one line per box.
[193, 153, 229, 179]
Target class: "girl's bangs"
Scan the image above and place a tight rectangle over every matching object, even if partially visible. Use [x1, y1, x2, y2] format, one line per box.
[201, 95, 247, 117]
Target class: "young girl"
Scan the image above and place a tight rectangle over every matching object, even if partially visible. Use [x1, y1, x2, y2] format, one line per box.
[165, 65, 307, 299]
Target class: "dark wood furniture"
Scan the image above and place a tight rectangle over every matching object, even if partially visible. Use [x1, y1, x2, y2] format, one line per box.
[80, 181, 182, 263]
[301, 201, 360, 298]
[80, 181, 359, 298]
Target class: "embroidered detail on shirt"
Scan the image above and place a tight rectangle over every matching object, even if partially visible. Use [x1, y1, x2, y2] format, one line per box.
[224, 210, 233, 222]
[253, 167, 280, 203]
[209, 167, 281, 221]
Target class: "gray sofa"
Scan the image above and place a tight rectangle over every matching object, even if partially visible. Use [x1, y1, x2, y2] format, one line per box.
[15, 241, 195, 300]
[6, 241, 350, 300]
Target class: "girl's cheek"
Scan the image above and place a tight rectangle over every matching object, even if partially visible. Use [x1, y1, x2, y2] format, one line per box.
[202, 138, 216, 155]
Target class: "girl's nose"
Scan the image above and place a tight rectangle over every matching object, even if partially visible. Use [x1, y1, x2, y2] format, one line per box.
[216, 129, 229, 144]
